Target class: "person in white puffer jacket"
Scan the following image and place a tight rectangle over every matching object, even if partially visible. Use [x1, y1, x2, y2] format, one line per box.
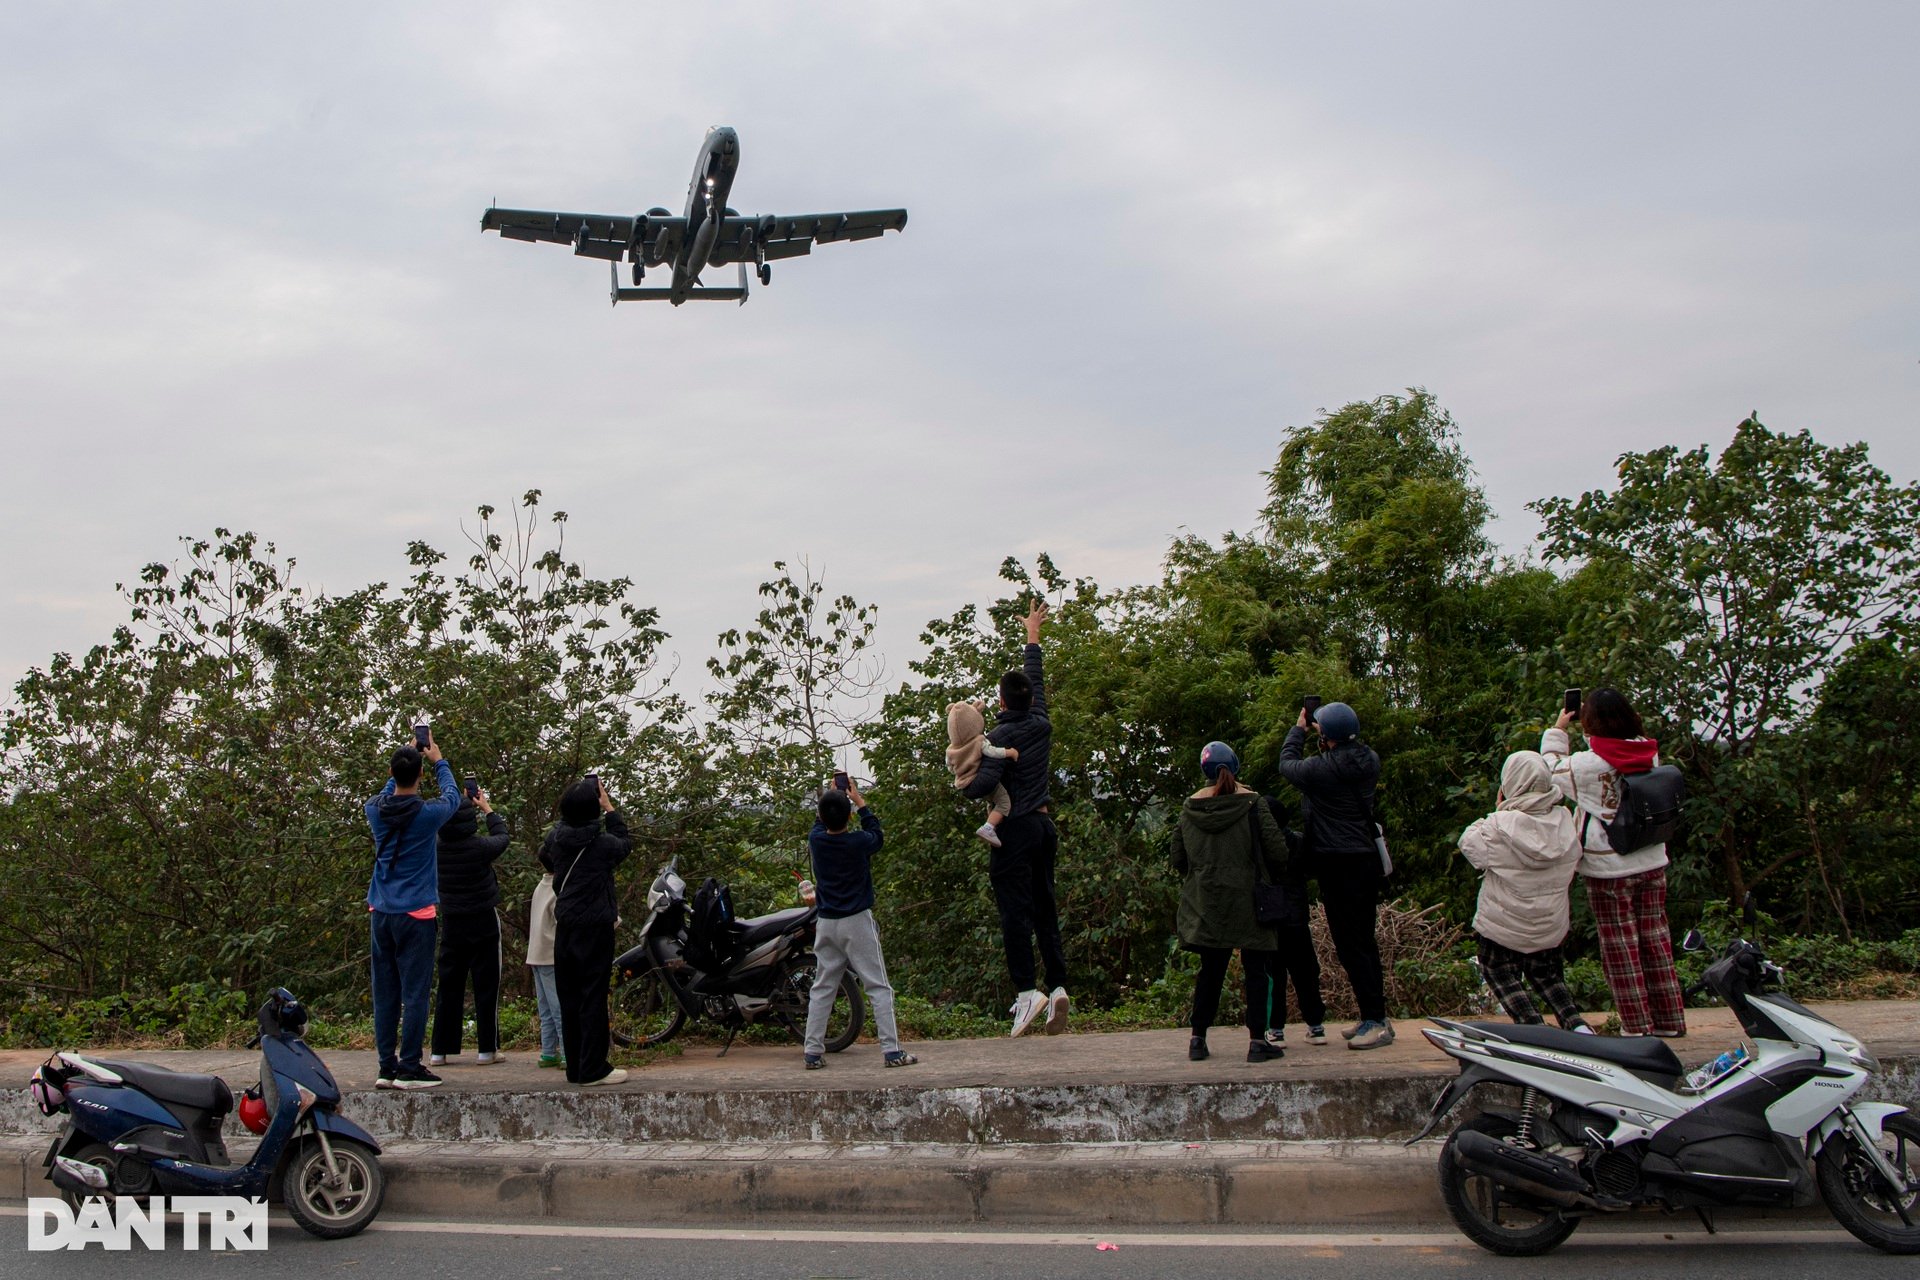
[1540, 687, 1687, 1039]
[1459, 751, 1591, 1032]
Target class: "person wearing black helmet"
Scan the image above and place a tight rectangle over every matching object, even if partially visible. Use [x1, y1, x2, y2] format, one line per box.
[1171, 742, 1291, 1063]
[1276, 701, 1392, 1049]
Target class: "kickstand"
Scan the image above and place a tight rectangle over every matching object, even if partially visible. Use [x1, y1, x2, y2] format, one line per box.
[1694, 1207, 1717, 1235]
[716, 1027, 738, 1059]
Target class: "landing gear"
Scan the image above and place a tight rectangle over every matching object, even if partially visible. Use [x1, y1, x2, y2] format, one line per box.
[757, 263, 771, 286]
[632, 261, 645, 285]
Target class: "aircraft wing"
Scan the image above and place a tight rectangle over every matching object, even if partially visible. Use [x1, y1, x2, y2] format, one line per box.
[480, 207, 687, 263]
[709, 209, 909, 264]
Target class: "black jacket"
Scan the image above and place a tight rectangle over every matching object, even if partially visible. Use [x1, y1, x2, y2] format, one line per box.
[436, 802, 510, 913]
[963, 643, 1052, 817]
[1276, 726, 1381, 867]
[538, 810, 633, 930]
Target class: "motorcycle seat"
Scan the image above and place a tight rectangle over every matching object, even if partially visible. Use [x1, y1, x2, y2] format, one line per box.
[1459, 1022, 1684, 1081]
[733, 906, 815, 951]
[98, 1060, 234, 1116]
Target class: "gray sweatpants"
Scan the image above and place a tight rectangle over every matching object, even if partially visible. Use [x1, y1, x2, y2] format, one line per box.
[805, 909, 900, 1056]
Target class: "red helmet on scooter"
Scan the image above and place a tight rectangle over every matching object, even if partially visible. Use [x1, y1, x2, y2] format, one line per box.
[238, 1084, 269, 1135]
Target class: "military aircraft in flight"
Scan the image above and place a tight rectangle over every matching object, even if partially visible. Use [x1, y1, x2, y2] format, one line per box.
[480, 126, 907, 306]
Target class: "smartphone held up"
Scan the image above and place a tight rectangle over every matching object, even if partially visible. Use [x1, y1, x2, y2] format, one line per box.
[1563, 688, 1582, 715]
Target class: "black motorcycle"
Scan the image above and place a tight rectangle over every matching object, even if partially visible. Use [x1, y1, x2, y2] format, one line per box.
[609, 857, 864, 1053]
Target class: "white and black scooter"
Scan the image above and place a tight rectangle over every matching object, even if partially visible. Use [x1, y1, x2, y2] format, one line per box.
[1412, 902, 1917, 1256]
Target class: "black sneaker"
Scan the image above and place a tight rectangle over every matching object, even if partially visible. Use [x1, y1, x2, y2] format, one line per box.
[1188, 1035, 1209, 1062]
[391, 1067, 443, 1090]
[803, 1054, 825, 1070]
[1247, 1040, 1285, 1064]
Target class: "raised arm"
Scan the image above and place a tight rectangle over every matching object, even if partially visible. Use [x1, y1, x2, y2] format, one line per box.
[856, 805, 884, 855]
[1274, 725, 1334, 791]
[1022, 598, 1049, 718]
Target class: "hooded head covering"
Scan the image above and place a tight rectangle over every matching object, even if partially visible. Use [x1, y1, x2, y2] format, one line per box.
[945, 700, 989, 787]
[1498, 751, 1560, 817]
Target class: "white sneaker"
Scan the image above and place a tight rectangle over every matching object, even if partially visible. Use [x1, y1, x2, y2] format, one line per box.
[976, 822, 1003, 847]
[581, 1068, 629, 1086]
[476, 1052, 506, 1065]
[1044, 987, 1071, 1035]
[1009, 989, 1045, 1037]
[428, 1054, 448, 1067]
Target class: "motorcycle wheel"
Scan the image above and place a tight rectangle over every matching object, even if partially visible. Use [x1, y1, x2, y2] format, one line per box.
[1437, 1114, 1580, 1256]
[1819, 1111, 1920, 1254]
[775, 956, 865, 1053]
[610, 966, 687, 1048]
[282, 1136, 385, 1240]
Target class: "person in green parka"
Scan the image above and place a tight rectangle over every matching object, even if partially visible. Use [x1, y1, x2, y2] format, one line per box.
[1171, 741, 1291, 1064]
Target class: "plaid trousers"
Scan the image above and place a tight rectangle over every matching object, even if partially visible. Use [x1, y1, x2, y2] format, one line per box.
[1584, 868, 1687, 1036]
[1476, 935, 1586, 1030]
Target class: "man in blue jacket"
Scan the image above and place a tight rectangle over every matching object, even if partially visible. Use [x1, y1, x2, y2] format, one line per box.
[963, 599, 1070, 1037]
[366, 736, 463, 1089]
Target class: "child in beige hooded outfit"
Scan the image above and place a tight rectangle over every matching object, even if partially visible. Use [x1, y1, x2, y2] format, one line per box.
[945, 700, 1018, 847]
[1459, 751, 1591, 1033]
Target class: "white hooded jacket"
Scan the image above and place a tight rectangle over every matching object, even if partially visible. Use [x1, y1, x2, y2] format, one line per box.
[1460, 752, 1583, 954]
[1539, 726, 1670, 879]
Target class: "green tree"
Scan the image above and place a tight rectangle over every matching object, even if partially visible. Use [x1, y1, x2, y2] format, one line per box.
[1534, 416, 1920, 909]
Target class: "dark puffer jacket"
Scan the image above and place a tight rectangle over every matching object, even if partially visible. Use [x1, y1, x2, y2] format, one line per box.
[539, 811, 633, 930]
[1276, 725, 1382, 870]
[963, 644, 1053, 817]
[436, 801, 511, 914]
[1171, 788, 1290, 951]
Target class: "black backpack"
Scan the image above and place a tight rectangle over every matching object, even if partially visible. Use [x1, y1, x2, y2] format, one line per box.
[1588, 764, 1687, 853]
[685, 876, 740, 971]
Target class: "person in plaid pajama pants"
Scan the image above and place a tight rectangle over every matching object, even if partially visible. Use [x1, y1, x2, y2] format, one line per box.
[1542, 688, 1687, 1039]
[1584, 867, 1686, 1035]
[1476, 938, 1588, 1030]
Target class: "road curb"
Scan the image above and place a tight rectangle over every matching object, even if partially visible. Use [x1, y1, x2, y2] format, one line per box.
[2, 1137, 1447, 1225]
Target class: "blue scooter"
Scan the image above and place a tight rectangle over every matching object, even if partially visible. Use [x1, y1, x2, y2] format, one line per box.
[31, 988, 386, 1239]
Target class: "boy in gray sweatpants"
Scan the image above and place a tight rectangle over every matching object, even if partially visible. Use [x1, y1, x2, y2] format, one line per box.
[803, 780, 916, 1069]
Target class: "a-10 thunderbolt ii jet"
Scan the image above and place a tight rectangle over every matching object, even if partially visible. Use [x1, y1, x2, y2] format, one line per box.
[480, 126, 907, 306]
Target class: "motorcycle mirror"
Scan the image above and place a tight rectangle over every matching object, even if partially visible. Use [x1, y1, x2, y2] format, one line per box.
[1681, 928, 1704, 954]
[1741, 890, 1759, 930]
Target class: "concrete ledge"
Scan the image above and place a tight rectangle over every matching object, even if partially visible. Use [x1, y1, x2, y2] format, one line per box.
[2, 1136, 1446, 1225]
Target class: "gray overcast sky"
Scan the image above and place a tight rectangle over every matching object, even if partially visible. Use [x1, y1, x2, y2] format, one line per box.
[3, 1, 1916, 701]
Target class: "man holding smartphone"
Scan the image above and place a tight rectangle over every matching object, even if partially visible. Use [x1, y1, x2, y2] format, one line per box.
[803, 778, 915, 1069]
[365, 732, 464, 1089]
[963, 598, 1070, 1037]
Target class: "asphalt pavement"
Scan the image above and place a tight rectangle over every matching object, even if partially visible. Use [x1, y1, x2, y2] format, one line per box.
[2, 1211, 1916, 1279]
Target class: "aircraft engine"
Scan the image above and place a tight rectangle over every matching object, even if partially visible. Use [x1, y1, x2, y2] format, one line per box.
[646, 207, 671, 217]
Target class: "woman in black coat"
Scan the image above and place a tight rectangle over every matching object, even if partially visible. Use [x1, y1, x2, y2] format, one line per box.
[540, 779, 633, 1087]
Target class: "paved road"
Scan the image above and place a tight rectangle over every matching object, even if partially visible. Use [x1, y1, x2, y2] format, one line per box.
[3, 1212, 1916, 1279]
